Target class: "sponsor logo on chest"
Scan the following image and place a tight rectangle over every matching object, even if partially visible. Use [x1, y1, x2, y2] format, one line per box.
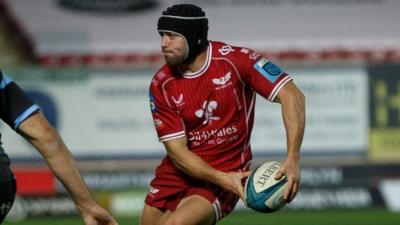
[212, 71, 233, 90]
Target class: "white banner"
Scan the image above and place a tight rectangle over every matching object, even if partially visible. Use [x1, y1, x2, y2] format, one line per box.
[251, 66, 368, 154]
[1, 70, 163, 159]
[1, 66, 367, 159]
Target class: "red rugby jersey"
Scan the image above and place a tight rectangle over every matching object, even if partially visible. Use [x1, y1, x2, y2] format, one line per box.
[149, 41, 292, 172]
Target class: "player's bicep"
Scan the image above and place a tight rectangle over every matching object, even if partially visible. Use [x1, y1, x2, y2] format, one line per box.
[275, 81, 304, 104]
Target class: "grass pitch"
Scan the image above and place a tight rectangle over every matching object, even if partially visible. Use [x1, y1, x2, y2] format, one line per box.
[3, 208, 400, 225]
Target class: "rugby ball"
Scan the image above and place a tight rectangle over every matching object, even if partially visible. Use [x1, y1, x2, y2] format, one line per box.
[245, 161, 287, 212]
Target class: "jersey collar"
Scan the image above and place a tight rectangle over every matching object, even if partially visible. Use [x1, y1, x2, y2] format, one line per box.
[182, 42, 212, 79]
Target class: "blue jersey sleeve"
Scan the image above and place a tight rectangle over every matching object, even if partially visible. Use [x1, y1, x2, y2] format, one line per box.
[0, 71, 40, 130]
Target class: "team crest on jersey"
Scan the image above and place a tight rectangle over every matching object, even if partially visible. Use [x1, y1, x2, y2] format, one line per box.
[253, 58, 283, 83]
[218, 45, 235, 56]
[195, 100, 220, 125]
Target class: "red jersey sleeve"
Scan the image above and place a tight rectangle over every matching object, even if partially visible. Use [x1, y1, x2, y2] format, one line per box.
[149, 75, 185, 142]
[231, 47, 292, 101]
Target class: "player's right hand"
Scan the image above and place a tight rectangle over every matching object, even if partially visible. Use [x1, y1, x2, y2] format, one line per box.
[80, 204, 119, 225]
[215, 171, 251, 202]
[274, 158, 300, 203]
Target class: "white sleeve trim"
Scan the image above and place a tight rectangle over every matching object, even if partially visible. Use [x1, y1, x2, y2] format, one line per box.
[159, 131, 186, 142]
[268, 76, 293, 101]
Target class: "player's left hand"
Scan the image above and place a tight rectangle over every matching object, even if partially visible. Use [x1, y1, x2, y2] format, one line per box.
[80, 204, 119, 225]
[274, 158, 300, 203]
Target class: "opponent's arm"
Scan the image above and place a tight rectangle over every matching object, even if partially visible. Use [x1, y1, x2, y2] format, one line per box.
[164, 137, 250, 201]
[18, 112, 118, 225]
[274, 81, 305, 202]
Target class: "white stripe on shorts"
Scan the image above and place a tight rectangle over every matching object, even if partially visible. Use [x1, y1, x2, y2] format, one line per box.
[213, 199, 222, 221]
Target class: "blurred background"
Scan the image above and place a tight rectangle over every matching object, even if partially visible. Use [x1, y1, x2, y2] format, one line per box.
[1, 0, 400, 224]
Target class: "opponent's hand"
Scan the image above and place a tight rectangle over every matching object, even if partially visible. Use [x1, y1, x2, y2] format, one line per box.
[79, 204, 119, 225]
[215, 171, 251, 202]
[274, 158, 300, 203]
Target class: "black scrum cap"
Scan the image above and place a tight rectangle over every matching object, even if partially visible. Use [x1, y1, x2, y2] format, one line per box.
[157, 4, 208, 63]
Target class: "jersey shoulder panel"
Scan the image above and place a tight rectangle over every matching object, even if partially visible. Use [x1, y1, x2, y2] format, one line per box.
[151, 65, 177, 88]
[211, 41, 260, 65]
[152, 64, 172, 81]
[210, 41, 262, 82]
[149, 65, 179, 109]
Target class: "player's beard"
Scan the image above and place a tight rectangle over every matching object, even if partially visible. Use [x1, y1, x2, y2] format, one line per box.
[163, 47, 188, 66]
[164, 54, 185, 66]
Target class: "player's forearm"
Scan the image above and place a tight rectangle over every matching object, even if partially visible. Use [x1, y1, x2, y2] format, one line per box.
[164, 138, 223, 185]
[281, 88, 305, 159]
[18, 113, 96, 212]
[33, 136, 96, 209]
[167, 142, 250, 200]
[174, 150, 223, 183]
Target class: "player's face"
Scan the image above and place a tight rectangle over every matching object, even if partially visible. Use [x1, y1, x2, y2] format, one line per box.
[160, 32, 188, 66]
